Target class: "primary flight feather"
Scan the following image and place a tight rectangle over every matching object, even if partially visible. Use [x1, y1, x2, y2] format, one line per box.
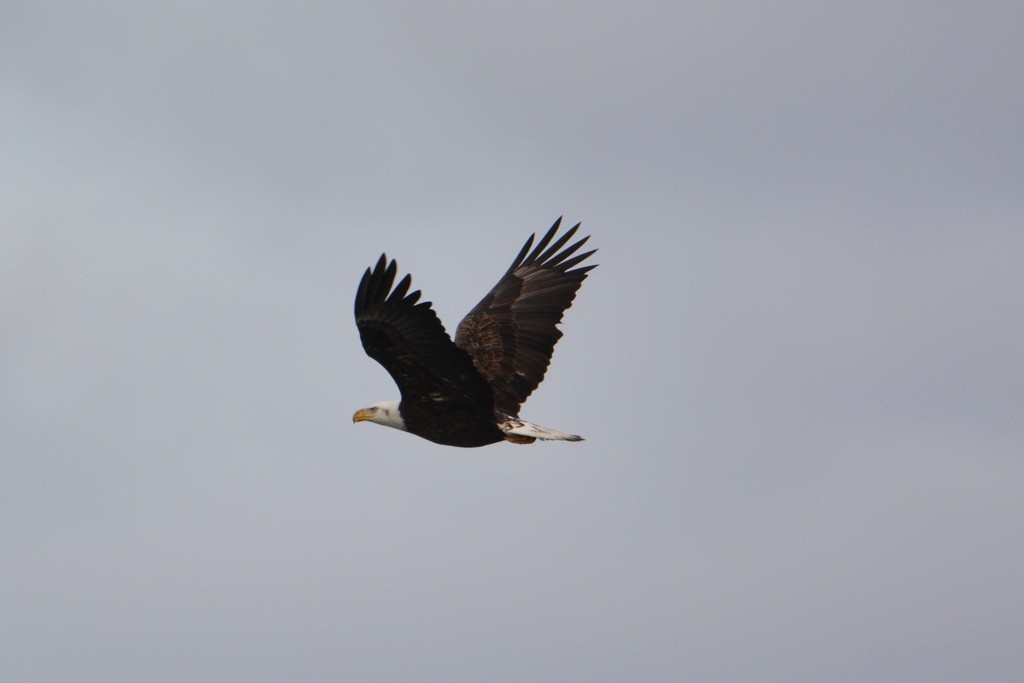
[353, 217, 597, 447]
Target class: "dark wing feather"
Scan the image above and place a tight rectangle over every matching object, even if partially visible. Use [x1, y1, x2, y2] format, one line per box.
[355, 255, 495, 414]
[454, 218, 597, 416]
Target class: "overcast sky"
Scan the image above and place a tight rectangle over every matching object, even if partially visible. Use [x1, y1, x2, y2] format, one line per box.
[3, 1, 1023, 681]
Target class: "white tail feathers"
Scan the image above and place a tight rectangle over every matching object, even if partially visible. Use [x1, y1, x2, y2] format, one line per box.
[499, 417, 584, 444]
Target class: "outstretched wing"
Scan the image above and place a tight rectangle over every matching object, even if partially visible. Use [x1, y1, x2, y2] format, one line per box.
[355, 255, 495, 413]
[454, 218, 597, 416]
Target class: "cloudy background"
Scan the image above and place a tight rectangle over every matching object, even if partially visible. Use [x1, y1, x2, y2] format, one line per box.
[3, 1, 1022, 680]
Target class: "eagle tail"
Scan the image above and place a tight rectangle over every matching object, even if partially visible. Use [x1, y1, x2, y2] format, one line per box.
[498, 417, 584, 444]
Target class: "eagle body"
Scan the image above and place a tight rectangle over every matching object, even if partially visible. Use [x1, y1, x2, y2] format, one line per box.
[353, 218, 596, 448]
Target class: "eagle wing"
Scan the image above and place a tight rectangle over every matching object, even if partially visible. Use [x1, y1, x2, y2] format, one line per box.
[355, 255, 495, 414]
[454, 218, 597, 417]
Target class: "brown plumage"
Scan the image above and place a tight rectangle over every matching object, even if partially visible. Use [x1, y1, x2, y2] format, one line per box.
[454, 219, 596, 416]
[353, 217, 597, 447]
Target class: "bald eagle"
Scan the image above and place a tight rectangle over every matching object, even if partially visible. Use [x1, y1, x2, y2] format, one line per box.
[352, 217, 597, 447]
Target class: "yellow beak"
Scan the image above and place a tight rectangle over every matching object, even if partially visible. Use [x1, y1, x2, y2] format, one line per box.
[352, 408, 374, 423]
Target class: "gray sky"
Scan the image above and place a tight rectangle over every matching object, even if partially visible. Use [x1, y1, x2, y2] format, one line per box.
[3, 1, 1023, 680]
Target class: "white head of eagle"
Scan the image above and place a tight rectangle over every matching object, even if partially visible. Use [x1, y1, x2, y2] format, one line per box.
[352, 400, 406, 431]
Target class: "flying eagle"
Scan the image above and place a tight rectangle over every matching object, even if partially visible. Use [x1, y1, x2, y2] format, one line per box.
[352, 217, 597, 447]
